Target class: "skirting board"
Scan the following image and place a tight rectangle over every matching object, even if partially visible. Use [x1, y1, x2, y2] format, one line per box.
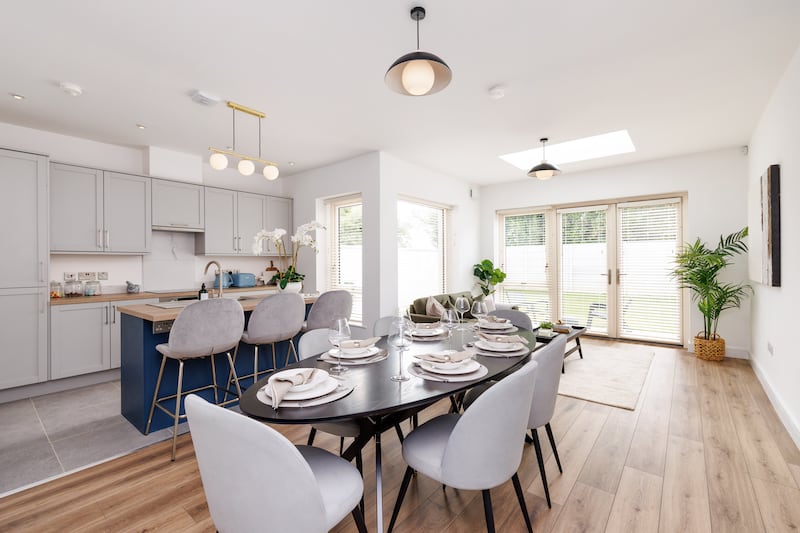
[750, 358, 800, 451]
[687, 341, 750, 359]
[0, 369, 120, 404]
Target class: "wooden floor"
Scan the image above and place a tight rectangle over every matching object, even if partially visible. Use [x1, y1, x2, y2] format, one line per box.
[2, 339, 799, 533]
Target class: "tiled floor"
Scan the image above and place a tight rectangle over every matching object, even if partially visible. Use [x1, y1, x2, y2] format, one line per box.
[0, 381, 178, 496]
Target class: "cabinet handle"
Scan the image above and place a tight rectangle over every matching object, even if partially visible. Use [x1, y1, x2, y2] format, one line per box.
[104, 230, 110, 249]
[237, 236, 242, 252]
[233, 236, 237, 252]
[104, 306, 109, 325]
[39, 261, 44, 283]
[97, 229, 103, 249]
[112, 305, 116, 324]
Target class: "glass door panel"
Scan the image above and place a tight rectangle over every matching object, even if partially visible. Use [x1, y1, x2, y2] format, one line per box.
[499, 212, 551, 323]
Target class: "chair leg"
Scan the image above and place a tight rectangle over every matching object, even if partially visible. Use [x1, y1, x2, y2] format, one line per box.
[145, 354, 168, 435]
[355, 451, 364, 514]
[482, 489, 495, 533]
[545, 423, 562, 473]
[351, 505, 368, 533]
[223, 343, 240, 403]
[253, 344, 260, 384]
[209, 353, 218, 405]
[226, 351, 243, 399]
[388, 466, 414, 533]
[531, 428, 551, 508]
[171, 360, 185, 461]
[512, 473, 533, 533]
[288, 339, 299, 364]
[307, 427, 317, 446]
[339, 437, 344, 455]
[271, 342, 279, 371]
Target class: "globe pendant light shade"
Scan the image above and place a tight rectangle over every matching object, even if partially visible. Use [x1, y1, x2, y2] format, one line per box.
[263, 164, 279, 181]
[527, 137, 562, 180]
[209, 152, 228, 170]
[238, 159, 255, 176]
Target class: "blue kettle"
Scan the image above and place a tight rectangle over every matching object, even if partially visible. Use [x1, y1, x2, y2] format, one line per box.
[213, 271, 233, 289]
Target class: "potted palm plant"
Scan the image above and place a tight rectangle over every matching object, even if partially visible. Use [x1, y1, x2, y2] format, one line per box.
[671, 227, 751, 360]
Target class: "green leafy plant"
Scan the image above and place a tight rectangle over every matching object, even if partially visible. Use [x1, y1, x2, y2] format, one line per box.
[671, 227, 751, 340]
[539, 321, 555, 330]
[473, 259, 507, 296]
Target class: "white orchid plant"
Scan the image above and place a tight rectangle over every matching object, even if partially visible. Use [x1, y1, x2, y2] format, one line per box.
[252, 221, 325, 289]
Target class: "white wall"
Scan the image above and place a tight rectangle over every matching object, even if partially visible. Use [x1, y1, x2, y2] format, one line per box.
[479, 147, 751, 354]
[746, 43, 800, 446]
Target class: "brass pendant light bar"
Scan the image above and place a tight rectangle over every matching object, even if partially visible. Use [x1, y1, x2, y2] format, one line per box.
[207, 147, 277, 167]
[227, 101, 266, 119]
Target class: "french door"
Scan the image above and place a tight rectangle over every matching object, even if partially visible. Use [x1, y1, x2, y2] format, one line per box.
[500, 197, 683, 344]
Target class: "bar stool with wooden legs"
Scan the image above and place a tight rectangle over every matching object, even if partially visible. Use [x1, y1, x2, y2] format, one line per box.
[145, 298, 245, 460]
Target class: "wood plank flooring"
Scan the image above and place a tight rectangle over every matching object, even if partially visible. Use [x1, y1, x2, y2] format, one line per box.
[1, 339, 798, 533]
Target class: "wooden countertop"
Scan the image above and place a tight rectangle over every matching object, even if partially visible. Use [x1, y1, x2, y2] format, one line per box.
[49, 285, 283, 306]
[117, 293, 318, 322]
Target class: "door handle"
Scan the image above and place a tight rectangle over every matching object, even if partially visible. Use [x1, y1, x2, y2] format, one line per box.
[607, 269, 611, 285]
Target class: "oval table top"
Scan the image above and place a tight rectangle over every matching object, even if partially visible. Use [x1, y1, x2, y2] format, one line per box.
[239, 328, 535, 424]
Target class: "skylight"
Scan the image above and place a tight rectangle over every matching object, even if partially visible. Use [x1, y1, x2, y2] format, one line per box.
[499, 130, 636, 170]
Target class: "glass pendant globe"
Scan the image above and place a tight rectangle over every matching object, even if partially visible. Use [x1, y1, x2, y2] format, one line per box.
[238, 159, 255, 176]
[263, 165, 279, 181]
[209, 153, 228, 170]
[402, 60, 435, 96]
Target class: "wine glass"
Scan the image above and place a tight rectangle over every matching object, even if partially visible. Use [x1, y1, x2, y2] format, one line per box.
[442, 309, 459, 350]
[454, 297, 470, 329]
[388, 317, 413, 382]
[328, 317, 351, 375]
[471, 300, 488, 326]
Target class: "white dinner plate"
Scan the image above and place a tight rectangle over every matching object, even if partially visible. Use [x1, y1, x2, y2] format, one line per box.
[474, 347, 530, 358]
[474, 340, 524, 352]
[268, 368, 330, 392]
[263, 376, 339, 401]
[328, 345, 381, 359]
[341, 346, 369, 356]
[478, 325, 518, 333]
[478, 321, 513, 330]
[412, 327, 446, 337]
[420, 359, 480, 375]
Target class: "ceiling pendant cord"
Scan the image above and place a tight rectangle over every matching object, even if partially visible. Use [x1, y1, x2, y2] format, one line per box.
[232, 106, 236, 152]
[416, 12, 420, 50]
[258, 113, 262, 160]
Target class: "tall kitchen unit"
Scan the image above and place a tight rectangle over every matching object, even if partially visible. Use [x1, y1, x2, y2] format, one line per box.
[0, 148, 49, 389]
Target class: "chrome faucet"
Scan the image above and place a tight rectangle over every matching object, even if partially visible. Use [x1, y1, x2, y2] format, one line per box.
[203, 261, 223, 299]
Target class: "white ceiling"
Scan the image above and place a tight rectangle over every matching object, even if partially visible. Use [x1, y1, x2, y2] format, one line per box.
[2, 1, 799, 185]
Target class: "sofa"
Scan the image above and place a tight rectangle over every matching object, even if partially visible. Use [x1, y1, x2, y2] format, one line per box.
[407, 291, 517, 323]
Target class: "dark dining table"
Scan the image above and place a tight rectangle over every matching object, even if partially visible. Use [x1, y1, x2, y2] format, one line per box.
[239, 327, 536, 533]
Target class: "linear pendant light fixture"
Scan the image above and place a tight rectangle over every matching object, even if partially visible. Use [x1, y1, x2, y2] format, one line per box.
[385, 6, 452, 96]
[527, 137, 562, 180]
[208, 101, 280, 180]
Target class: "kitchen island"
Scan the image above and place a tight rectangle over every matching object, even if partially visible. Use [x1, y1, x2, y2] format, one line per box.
[117, 293, 317, 434]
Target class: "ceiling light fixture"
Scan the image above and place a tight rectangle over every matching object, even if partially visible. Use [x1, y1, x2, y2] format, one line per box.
[136, 124, 146, 130]
[208, 101, 280, 181]
[385, 6, 452, 96]
[9, 93, 25, 100]
[527, 137, 562, 180]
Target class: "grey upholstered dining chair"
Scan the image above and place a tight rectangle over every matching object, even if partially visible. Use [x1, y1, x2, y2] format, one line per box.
[388, 360, 539, 533]
[304, 290, 352, 331]
[185, 394, 367, 533]
[145, 298, 244, 460]
[373, 315, 397, 337]
[488, 309, 533, 330]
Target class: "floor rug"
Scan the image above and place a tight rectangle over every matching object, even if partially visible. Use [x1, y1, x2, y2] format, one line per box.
[558, 345, 654, 410]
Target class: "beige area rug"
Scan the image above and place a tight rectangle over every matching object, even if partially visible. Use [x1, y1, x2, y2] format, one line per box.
[558, 344, 654, 410]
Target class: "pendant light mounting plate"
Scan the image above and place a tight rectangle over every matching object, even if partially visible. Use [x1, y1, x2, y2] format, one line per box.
[410, 6, 426, 21]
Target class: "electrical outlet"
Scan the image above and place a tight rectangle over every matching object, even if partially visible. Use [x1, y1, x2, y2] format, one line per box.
[97, 271, 109, 281]
[767, 342, 774, 355]
[63, 272, 76, 281]
[78, 271, 96, 281]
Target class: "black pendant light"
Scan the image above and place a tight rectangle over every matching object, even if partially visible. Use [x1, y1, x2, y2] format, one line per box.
[385, 6, 452, 96]
[527, 137, 562, 180]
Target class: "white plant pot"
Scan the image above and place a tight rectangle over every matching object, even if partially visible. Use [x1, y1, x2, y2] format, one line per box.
[277, 281, 303, 293]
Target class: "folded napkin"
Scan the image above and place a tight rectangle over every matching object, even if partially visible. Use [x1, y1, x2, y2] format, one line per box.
[478, 332, 529, 345]
[416, 349, 473, 363]
[414, 322, 441, 329]
[266, 368, 318, 409]
[480, 316, 510, 324]
[339, 337, 380, 350]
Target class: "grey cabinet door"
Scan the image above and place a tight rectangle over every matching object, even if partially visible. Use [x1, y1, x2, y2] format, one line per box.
[50, 302, 109, 379]
[50, 163, 103, 252]
[237, 192, 267, 255]
[0, 149, 48, 288]
[151, 179, 204, 231]
[109, 298, 157, 368]
[264, 196, 293, 254]
[0, 289, 48, 389]
[104, 172, 151, 253]
[199, 187, 238, 254]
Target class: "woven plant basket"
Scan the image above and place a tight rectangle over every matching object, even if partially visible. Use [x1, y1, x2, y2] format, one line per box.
[694, 334, 725, 361]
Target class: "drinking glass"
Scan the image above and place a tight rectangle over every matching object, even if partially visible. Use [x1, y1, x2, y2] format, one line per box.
[454, 297, 470, 329]
[328, 317, 351, 375]
[471, 300, 488, 326]
[388, 317, 413, 382]
[442, 309, 459, 350]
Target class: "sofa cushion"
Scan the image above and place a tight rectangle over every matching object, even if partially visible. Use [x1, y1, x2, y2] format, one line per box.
[426, 296, 447, 318]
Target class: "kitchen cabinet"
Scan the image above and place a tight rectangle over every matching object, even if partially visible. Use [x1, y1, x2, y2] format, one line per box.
[50, 297, 157, 379]
[50, 163, 152, 253]
[196, 188, 267, 255]
[264, 196, 293, 253]
[151, 179, 204, 231]
[0, 148, 48, 390]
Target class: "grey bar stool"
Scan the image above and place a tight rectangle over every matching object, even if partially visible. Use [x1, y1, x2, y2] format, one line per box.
[303, 290, 352, 331]
[145, 298, 245, 460]
[235, 293, 305, 386]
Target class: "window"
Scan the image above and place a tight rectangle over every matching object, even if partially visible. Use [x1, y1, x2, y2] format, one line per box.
[327, 195, 363, 325]
[397, 199, 447, 310]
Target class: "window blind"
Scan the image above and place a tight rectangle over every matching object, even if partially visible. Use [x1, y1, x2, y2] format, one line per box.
[499, 212, 552, 322]
[397, 199, 446, 310]
[328, 196, 363, 325]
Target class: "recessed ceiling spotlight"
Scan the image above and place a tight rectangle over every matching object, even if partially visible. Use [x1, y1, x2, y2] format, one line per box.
[191, 89, 221, 106]
[288, 161, 296, 167]
[9, 93, 25, 100]
[59, 82, 83, 96]
[488, 85, 505, 100]
[136, 124, 146, 130]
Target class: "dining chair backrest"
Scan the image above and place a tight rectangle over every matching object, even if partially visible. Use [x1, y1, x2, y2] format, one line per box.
[488, 309, 533, 331]
[373, 316, 397, 337]
[305, 290, 352, 331]
[185, 394, 327, 532]
[166, 298, 244, 358]
[441, 360, 538, 490]
[298, 328, 332, 360]
[529, 335, 567, 430]
[244, 293, 305, 345]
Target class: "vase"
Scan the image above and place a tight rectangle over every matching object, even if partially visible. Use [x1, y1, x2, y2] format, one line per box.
[277, 281, 303, 293]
